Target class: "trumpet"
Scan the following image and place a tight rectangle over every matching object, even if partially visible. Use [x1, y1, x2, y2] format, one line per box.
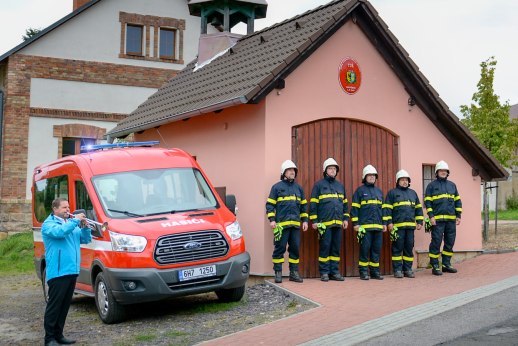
[67, 211, 108, 232]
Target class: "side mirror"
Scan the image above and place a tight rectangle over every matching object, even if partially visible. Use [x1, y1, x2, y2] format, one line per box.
[225, 194, 237, 215]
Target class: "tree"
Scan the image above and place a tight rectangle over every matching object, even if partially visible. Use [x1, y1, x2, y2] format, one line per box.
[461, 57, 518, 241]
[22, 28, 41, 41]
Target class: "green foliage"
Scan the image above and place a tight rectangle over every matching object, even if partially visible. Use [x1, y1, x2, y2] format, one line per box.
[189, 300, 242, 313]
[460, 57, 518, 167]
[486, 209, 518, 220]
[506, 193, 518, 210]
[22, 28, 41, 41]
[0, 232, 34, 275]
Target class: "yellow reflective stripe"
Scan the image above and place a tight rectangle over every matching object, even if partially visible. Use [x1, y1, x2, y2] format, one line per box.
[319, 193, 339, 199]
[429, 253, 440, 259]
[267, 198, 277, 204]
[338, 194, 344, 199]
[442, 250, 453, 257]
[288, 258, 299, 264]
[319, 257, 330, 262]
[267, 212, 275, 218]
[435, 215, 456, 220]
[403, 256, 414, 262]
[343, 198, 348, 203]
[415, 204, 422, 208]
[393, 201, 412, 207]
[344, 213, 350, 217]
[272, 258, 284, 263]
[277, 196, 297, 202]
[352, 202, 361, 208]
[300, 213, 308, 218]
[424, 196, 432, 201]
[310, 215, 317, 220]
[394, 222, 416, 228]
[362, 224, 384, 229]
[426, 208, 433, 212]
[329, 256, 340, 261]
[322, 220, 342, 226]
[351, 217, 359, 222]
[310, 198, 319, 203]
[383, 204, 393, 209]
[369, 262, 379, 267]
[301, 199, 307, 205]
[278, 220, 301, 227]
[392, 256, 403, 261]
[382, 216, 392, 221]
[429, 193, 455, 200]
[415, 216, 424, 220]
[455, 208, 462, 212]
[454, 195, 461, 201]
[359, 261, 369, 267]
[361, 200, 382, 205]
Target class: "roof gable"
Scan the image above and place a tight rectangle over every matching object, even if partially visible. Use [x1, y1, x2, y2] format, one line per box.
[108, 0, 507, 181]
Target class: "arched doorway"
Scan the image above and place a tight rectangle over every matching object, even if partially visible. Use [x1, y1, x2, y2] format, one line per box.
[292, 118, 399, 277]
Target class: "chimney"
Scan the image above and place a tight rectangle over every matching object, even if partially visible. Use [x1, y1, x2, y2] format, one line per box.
[73, 0, 91, 11]
[188, 0, 268, 69]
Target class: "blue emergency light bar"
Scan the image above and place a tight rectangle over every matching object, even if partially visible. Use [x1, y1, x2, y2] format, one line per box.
[81, 141, 160, 152]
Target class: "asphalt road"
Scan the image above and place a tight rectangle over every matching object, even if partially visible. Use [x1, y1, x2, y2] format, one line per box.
[361, 284, 518, 346]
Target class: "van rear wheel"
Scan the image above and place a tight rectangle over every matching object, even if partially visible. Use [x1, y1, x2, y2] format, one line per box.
[94, 272, 126, 324]
[215, 285, 245, 302]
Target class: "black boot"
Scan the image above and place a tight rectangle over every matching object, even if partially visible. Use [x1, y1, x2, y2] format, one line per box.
[432, 264, 443, 276]
[289, 271, 303, 283]
[394, 271, 403, 279]
[329, 273, 345, 281]
[360, 272, 370, 280]
[403, 270, 415, 278]
[274, 271, 282, 283]
[442, 264, 458, 273]
[371, 272, 384, 280]
[320, 274, 329, 282]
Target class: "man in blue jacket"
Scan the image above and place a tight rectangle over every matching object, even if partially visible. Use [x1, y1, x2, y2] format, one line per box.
[42, 198, 91, 346]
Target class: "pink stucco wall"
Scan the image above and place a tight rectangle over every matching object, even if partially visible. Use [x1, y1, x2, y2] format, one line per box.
[137, 19, 482, 275]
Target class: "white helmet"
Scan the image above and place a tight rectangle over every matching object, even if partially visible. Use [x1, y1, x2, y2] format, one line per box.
[323, 158, 339, 173]
[281, 160, 298, 178]
[395, 169, 411, 184]
[362, 164, 378, 180]
[435, 160, 450, 174]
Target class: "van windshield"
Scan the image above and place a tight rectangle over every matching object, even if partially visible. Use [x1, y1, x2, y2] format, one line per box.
[92, 168, 218, 218]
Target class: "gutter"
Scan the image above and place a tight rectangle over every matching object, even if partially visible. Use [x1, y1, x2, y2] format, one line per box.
[107, 96, 248, 142]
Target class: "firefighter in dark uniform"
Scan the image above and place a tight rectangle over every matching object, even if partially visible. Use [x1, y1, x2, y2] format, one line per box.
[266, 160, 308, 283]
[383, 170, 424, 278]
[425, 160, 462, 275]
[351, 165, 387, 280]
[310, 158, 349, 282]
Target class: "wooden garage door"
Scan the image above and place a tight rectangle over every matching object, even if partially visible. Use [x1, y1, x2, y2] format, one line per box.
[292, 118, 399, 277]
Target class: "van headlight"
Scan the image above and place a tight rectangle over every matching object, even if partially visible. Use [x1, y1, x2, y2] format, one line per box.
[225, 221, 242, 241]
[109, 231, 147, 252]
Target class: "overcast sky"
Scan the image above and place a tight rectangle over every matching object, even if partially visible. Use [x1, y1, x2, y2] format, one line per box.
[1, 0, 516, 116]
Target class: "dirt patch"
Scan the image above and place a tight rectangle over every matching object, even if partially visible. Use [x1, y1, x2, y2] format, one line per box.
[0, 274, 314, 345]
[482, 223, 518, 251]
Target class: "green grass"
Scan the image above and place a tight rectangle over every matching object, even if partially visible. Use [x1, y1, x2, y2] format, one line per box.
[189, 300, 242, 314]
[485, 209, 518, 220]
[165, 330, 189, 337]
[0, 232, 34, 275]
[134, 334, 157, 342]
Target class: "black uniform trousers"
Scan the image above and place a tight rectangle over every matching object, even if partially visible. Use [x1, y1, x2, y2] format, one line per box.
[359, 230, 382, 275]
[318, 225, 342, 275]
[272, 226, 300, 272]
[429, 221, 456, 266]
[392, 228, 415, 272]
[44, 274, 77, 344]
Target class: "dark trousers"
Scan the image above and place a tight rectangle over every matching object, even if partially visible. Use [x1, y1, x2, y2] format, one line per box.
[318, 226, 342, 275]
[429, 221, 456, 266]
[392, 228, 415, 272]
[272, 227, 300, 272]
[359, 230, 383, 275]
[44, 274, 77, 344]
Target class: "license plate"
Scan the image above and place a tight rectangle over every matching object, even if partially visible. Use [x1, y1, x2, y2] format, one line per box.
[178, 265, 216, 282]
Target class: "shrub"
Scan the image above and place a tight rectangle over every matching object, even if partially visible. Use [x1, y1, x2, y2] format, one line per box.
[506, 193, 518, 210]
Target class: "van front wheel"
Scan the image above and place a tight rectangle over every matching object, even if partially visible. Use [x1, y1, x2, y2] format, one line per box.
[215, 285, 245, 302]
[94, 272, 126, 324]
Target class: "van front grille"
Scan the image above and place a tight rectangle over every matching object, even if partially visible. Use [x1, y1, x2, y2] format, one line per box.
[154, 230, 229, 265]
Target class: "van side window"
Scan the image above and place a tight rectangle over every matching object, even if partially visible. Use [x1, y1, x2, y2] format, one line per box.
[75, 180, 95, 220]
[33, 175, 69, 223]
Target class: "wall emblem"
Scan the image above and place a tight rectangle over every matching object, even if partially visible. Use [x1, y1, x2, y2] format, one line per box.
[339, 57, 361, 95]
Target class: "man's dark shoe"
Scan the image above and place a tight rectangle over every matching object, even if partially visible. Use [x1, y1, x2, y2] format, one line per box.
[274, 271, 282, 283]
[320, 274, 329, 282]
[45, 341, 59, 346]
[371, 273, 384, 280]
[442, 265, 458, 273]
[394, 271, 404, 279]
[432, 265, 443, 276]
[403, 270, 415, 278]
[56, 337, 76, 345]
[359, 272, 370, 280]
[289, 271, 303, 283]
[329, 273, 345, 281]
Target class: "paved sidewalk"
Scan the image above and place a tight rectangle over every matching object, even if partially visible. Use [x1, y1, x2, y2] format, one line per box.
[202, 252, 518, 346]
